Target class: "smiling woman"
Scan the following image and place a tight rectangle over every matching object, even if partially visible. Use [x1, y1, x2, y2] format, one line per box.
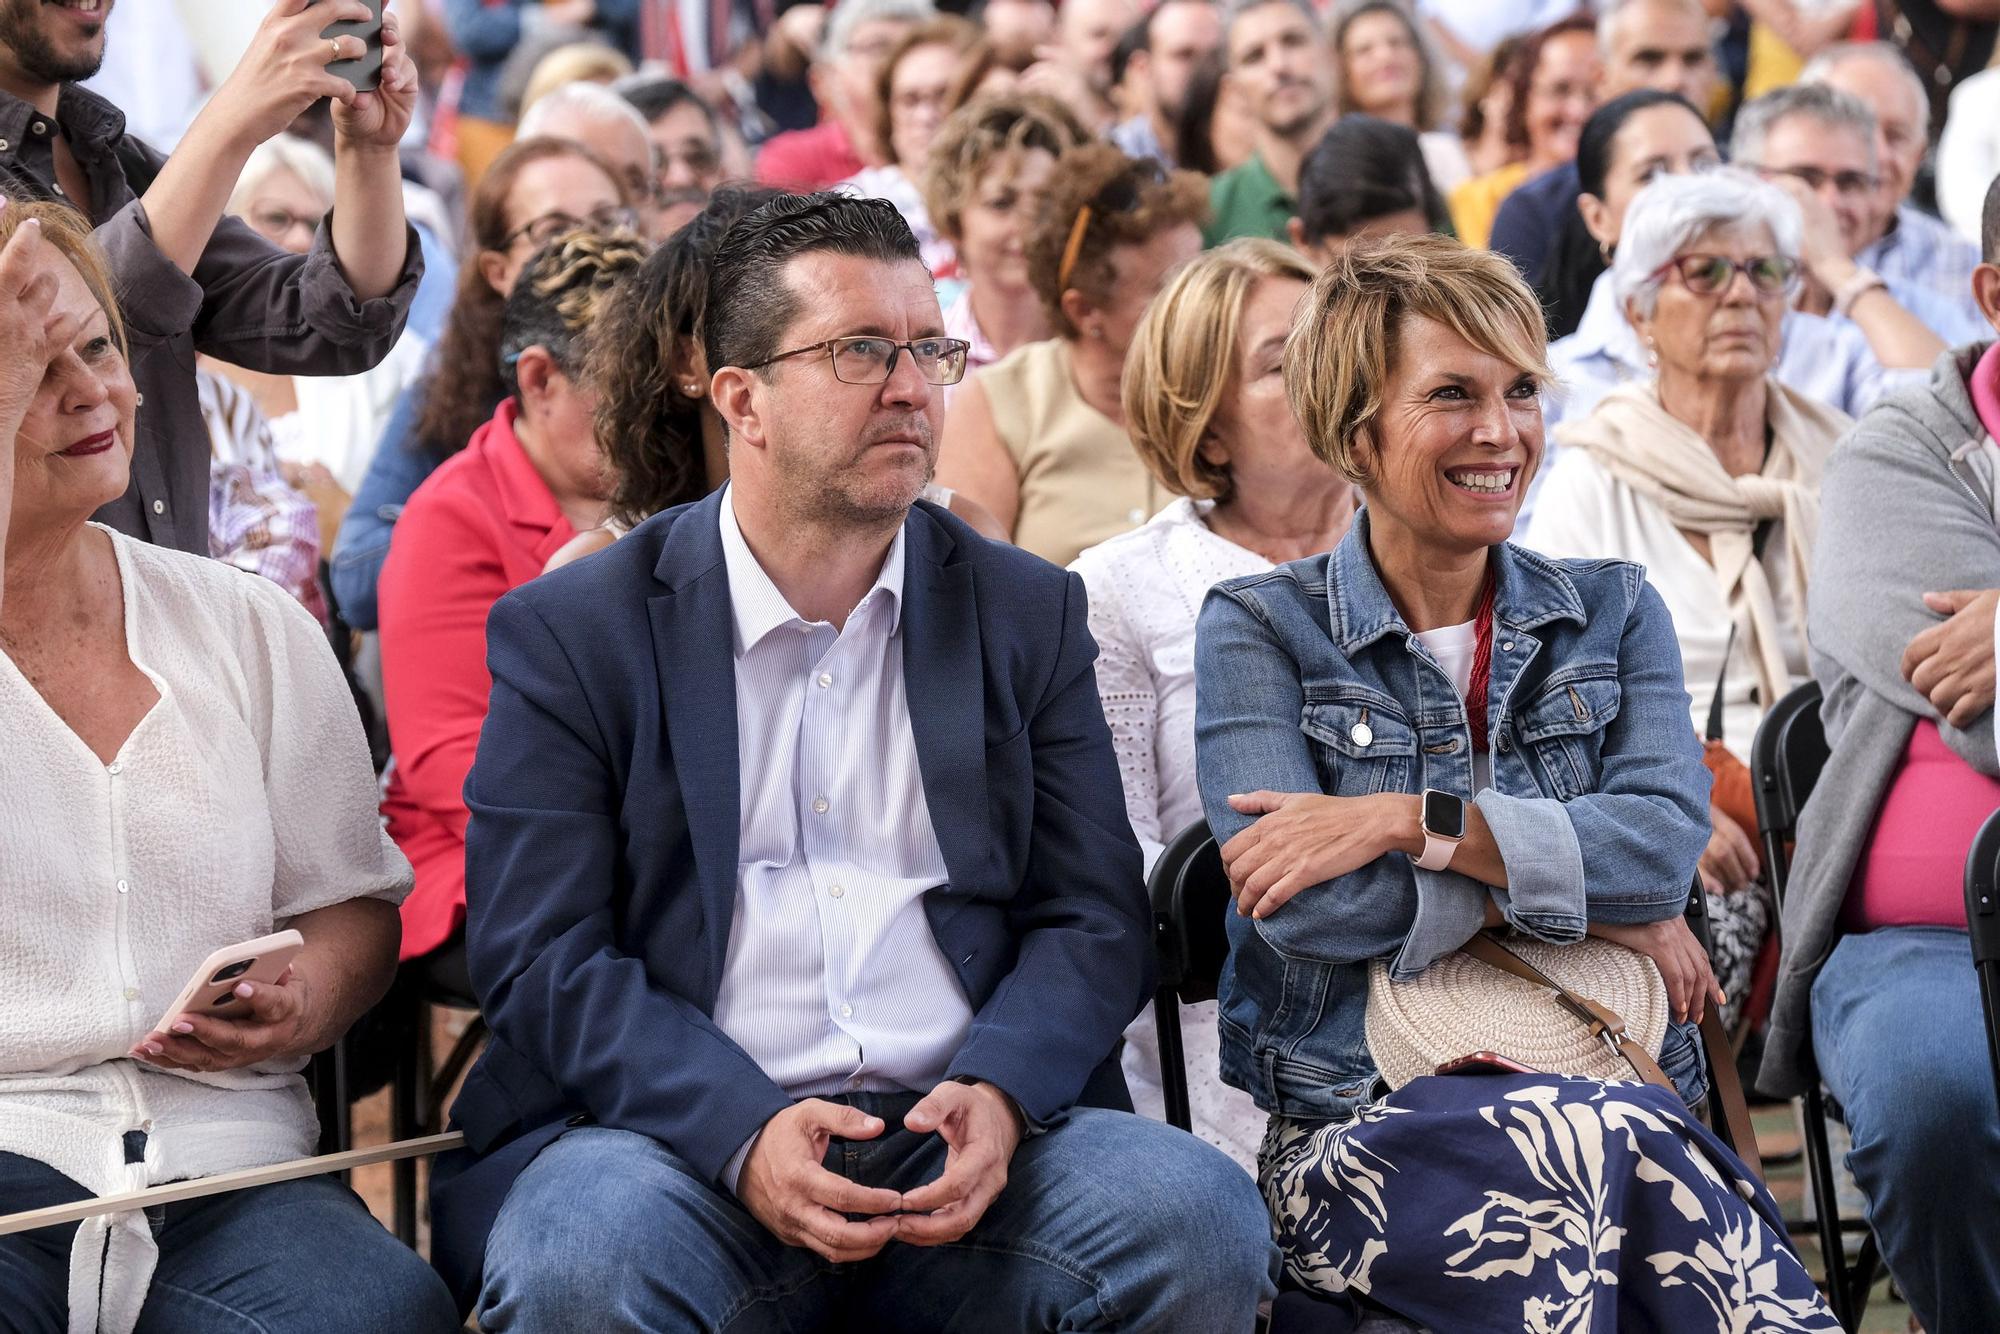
[1190, 231, 1837, 1327]
[0, 201, 458, 1332]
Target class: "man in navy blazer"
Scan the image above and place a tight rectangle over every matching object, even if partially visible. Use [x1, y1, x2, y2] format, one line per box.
[429, 192, 1276, 1330]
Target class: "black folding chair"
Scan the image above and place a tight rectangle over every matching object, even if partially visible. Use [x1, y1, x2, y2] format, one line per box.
[386, 949, 487, 1247]
[1965, 809, 2000, 1118]
[1749, 682, 1878, 1331]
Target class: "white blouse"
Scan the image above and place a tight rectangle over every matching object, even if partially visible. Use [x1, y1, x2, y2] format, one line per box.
[1070, 498, 1274, 1171]
[0, 526, 411, 1333]
[1523, 451, 1809, 762]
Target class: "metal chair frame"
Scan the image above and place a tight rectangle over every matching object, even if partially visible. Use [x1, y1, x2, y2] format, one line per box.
[1749, 682, 1879, 1331]
[1964, 810, 2000, 1118]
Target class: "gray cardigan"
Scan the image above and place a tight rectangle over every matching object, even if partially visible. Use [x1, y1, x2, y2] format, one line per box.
[1759, 343, 2000, 1097]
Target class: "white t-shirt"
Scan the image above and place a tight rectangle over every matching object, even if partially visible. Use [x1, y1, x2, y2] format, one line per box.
[1415, 619, 1493, 793]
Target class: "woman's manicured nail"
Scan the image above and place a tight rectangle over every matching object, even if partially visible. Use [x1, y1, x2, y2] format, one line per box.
[170, 1021, 193, 1034]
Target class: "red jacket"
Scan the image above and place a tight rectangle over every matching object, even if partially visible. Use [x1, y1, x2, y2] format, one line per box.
[378, 400, 576, 960]
[754, 119, 864, 192]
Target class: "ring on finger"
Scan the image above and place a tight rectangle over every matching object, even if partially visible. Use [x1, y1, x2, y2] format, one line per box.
[328, 36, 344, 62]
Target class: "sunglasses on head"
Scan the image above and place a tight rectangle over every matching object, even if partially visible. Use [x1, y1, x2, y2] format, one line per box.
[1056, 158, 1169, 291]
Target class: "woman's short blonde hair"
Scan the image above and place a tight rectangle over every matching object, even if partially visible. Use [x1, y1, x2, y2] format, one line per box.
[521, 42, 636, 117]
[1286, 232, 1549, 485]
[0, 201, 125, 357]
[1122, 238, 1318, 501]
[228, 134, 336, 221]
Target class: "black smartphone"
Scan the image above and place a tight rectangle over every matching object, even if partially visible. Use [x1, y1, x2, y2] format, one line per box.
[317, 0, 385, 93]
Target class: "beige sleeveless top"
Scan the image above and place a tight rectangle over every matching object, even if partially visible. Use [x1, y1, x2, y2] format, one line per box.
[981, 338, 1164, 567]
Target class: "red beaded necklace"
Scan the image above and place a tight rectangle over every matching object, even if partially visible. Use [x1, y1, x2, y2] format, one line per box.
[1466, 572, 1499, 755]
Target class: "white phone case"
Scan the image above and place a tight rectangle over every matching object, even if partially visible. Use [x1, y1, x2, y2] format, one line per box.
[153, 930, 305, 1032]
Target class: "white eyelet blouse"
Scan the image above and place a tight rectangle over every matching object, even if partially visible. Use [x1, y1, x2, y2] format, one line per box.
[0, 526, 411, 1334]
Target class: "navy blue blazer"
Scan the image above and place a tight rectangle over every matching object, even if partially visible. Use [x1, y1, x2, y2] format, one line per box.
[427, 491, 1152, 1307]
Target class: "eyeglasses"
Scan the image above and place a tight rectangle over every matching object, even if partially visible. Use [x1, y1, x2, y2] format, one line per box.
[1752, 163, 1880, 197]
[1647, 253, 1800, 297]
[248, 206, 319, 241]
[501, 204, 642, 251]
[744, 335, 972, 385]
[1056, 157, 1168, 290]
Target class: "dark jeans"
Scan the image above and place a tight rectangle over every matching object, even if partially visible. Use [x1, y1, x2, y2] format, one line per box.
[0, 1152, 458, 1333]
[477, 1096, 1279, 1332]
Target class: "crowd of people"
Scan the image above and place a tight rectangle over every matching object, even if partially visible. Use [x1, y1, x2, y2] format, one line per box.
[1, 0, 1997, 1329]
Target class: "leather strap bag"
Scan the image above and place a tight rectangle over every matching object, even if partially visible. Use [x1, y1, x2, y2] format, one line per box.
[1367, 930, 1765, 1180]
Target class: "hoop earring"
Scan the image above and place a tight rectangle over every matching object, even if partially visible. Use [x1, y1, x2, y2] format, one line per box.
[1599, 241, 1613, 264]
[134, 391, 145, 407]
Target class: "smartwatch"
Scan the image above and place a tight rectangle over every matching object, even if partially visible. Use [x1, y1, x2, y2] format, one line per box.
[1415, 789, 1466, 871]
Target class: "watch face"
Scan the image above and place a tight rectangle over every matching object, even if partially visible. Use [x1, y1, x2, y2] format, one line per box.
[1423, 789, 1466, 840]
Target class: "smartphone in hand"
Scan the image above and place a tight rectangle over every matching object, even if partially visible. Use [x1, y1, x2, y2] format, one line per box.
[317, 0, 385, 92]
[154, 930, 305, 1031]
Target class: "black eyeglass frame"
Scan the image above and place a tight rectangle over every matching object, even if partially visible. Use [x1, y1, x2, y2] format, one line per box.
[742, 335, 974, 386]
[499, 204, 642, 251]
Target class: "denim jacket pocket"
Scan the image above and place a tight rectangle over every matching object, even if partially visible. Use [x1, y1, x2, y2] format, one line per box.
[1299, 697, 1416, 797]
[1515, 673, 1622, 799]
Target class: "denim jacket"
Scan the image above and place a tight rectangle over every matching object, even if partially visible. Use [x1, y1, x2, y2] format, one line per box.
[1194, 511, 1713, 1122]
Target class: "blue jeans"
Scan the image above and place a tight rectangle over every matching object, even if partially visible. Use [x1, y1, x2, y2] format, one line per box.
[0, 1153, 459, 1333]
[478, 1098, 1279, 1332]
[1812, 926, 2000, 1333]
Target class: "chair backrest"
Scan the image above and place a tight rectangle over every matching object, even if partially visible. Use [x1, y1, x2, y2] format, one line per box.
[1967, 810, 2000, 970]
[1148, 822, 1231, 1005]
[1749, 681, 1827, 903]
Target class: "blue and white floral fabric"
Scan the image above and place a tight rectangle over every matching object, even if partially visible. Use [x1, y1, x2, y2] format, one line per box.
[1260, 1073, 1838, 1333]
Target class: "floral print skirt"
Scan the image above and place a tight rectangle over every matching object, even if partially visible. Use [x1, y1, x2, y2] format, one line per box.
[1259, 1073, 1837, 1333]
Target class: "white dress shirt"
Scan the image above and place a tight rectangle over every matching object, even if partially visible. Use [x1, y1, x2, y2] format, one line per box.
[710, 489, 974, 1146]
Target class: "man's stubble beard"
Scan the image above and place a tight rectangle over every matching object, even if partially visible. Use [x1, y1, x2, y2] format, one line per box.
[0, 0, 108, 84]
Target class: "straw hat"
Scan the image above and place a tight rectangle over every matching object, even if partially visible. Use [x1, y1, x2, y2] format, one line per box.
[1365, 936, 1670, 1089]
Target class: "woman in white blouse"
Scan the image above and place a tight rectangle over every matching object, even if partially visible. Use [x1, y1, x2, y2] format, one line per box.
[0, 209, 457, 1329]
[1070, 238, 1357, 1169]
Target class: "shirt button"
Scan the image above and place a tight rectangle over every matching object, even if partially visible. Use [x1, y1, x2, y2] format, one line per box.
[812, 796, 829, 815]
[107, 762, 122, 775]
[1350, 721, 1373, 748]
[828, 884, 845, 899]
[116, 879, 129, 894]
[123, 987, 140, 1001]
[1501, 641, 1515, 652]
[151, 499, 165, 515]
[816, 672, 832, 689]
[52, 183, 63, 196]
[838, 1003, 853, 1019]
[30, 121, 44, 135]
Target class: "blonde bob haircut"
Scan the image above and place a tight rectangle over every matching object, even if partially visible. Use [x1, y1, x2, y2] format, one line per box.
[1286, 233, 1549, 486]
[1122, 238, 1318, 502]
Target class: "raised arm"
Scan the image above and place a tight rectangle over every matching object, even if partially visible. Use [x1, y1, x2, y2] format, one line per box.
[141, 0, 413, 300]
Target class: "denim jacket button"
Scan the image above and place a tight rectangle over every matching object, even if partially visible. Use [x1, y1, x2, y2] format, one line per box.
[1350, 721, 1373, 748]
[1497, 730, 1512, 752]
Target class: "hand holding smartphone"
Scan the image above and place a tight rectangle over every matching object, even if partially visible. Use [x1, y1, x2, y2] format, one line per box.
[153, 930, 305, 1033]
[315, 0, 385, 92]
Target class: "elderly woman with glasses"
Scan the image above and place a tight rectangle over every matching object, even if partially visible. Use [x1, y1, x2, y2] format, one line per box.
[937, 144, 1207, 566]
[1194, 231, 1837, 1328]
[1527, 170, 1853, 1019]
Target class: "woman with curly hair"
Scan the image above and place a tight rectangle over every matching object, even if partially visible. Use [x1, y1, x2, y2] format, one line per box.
[377, 227, 650, 970]
[920, 92, 1091, 388]
[937, 144, 1208, 566]
[328, 137, 635, 630]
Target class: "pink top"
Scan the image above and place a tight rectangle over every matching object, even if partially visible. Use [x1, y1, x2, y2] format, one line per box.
[1845, 720, 2000, 931]
[1971, 340, 2000, 441]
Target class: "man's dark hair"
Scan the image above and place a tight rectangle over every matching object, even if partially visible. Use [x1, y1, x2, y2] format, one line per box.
[498, 228, 650, 399]
[1295, 115, 1447, 244]
[1110, 14, 1152, 88]
[703, 192, 922, 376]
[612, 73, 720, 132]
[1984, 172, 2000, 267]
